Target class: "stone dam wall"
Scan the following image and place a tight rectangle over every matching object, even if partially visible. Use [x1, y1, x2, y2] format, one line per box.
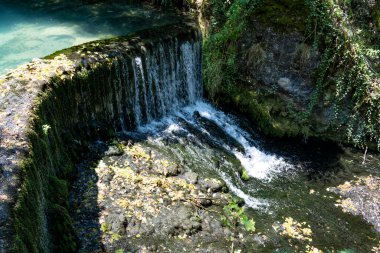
[0, 22, 200, 252]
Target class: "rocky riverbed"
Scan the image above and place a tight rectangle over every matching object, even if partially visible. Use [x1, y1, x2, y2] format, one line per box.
[328, 175, 380, 233]
[70, 139, 267, 253]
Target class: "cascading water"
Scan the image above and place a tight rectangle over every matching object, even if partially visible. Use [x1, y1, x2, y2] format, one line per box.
[3, 20, 377, 252]
[69, 28, 380, 252]
[126, 40, 202, 127]
[117, 36, 291, 208]
[129, 101, 293, 208]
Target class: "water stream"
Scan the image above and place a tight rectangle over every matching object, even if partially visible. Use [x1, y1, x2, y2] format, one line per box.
[123, 98, 380, 252]
[71, 36, 379, 251]
[1, 4, 378, 250]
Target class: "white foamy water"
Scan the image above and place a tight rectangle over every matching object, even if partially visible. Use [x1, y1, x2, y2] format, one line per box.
[135, 101, 292, 181]
[129, 100, 293, 208]
[219, 171, 268, 208]
[109, 34, 289, 207]
[184, 101, 292, 180]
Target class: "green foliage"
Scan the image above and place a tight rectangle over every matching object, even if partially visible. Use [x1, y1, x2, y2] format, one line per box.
[110, 233, 122, 243]
[204, 0, 380, 148]
[42, 124, 51, 136]
[222, 197, 255, 233]
[241, 215, 256, 232]
[304, 0, 380, 148]
[203, 0, 261, 99]
[101, 223, 110, 233]
[241, 167, 250, 181]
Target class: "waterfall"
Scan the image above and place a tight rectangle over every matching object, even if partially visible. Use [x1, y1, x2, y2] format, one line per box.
[105, 32, 293, 185]
[121, 39, 202, 129]
[132, 101, 292, 208]
[0, 24, 296, 253]
[114, 36, 290, 183]
[112, 34, 292, 208]
[63, 30, 291, 207]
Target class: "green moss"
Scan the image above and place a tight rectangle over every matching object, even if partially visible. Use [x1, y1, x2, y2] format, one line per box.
[13, 114, 77, 252]
[373, 9, 380, 31]
[13, 60, 113, 252]
[211, 81, 305, 138]
[254, 0, 307, 32]
[47, 205, 77, 253]
[47, 176, 69, 208]
[44, 21, 196, 60]
[14, 159, 47, 253]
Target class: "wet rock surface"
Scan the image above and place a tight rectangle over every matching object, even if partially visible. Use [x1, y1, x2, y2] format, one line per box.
[240, 22, 319, 103]
[71, 140, 259, 252]
[328, 175, 380, 232]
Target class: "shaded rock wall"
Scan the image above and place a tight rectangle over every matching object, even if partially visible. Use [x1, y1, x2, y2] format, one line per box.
[0, 22, 200, 252]
[201, 0, 380, 147]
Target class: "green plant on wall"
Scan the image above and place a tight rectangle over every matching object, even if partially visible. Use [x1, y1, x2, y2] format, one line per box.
[304, 0, 380, 149]
[203, 0, 380, 148]
[203, 0, 261, 99]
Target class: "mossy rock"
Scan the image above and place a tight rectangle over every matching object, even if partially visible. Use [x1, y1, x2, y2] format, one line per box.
[254, 0, 307, 32]
[47, 204, 77, 253]
[209, 81, 306, 138]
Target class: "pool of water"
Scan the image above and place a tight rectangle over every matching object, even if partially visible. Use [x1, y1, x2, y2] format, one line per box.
[118, 100, 380, 252]
[0, 2, 180, 76]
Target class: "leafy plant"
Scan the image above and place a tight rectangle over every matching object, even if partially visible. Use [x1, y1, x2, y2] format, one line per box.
[304, 0, 380, 148]
[241, 167, 250, 181]
[110, 233, 121, 243]
[42, 124, 51, 136]
[222, 197, 255, 233]
[203, 0, 261, 100]
[100, 223, 110, 233]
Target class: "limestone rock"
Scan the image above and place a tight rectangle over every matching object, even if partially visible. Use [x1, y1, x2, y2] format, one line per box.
[182, 171, 199, 184]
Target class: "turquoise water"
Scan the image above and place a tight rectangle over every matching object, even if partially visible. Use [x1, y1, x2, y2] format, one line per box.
[0, 2, 180, 75]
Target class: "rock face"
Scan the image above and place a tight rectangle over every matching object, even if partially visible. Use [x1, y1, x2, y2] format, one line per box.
[328, 176, 380, 232]
[240, 24, 319, 103]
[71, 140, 257, 253]
[230, 20, 335, 139]
[202, 1, 362, 141]
[0, 22, 200, 252]
[202, 0, 380, 146]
